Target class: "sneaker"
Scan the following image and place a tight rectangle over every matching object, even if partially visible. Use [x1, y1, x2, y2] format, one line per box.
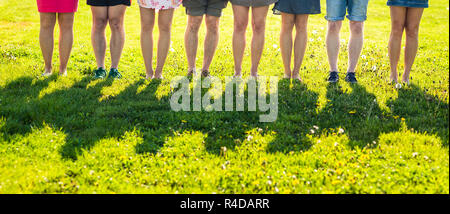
[345, 72, 357, 83]
[94, 67, 107, 79]
[108, 68, 122, 79]
[327, 71, 339, 83]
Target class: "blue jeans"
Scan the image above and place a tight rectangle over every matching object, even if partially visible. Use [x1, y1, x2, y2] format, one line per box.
[325, 0, 370, 22]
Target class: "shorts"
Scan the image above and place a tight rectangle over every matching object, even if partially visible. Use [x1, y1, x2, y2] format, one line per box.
[87, 0, 131, 6]
[387, 0, 428, 8]
[273, 0, 321, 15]
[325, 0, 369, 22]
[230, 0, 277, 7]
[183, 0, 228, 17]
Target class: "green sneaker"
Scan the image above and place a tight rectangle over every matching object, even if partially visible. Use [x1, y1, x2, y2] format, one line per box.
[94, 67, 107, 79]
[108, 68, 122, 79]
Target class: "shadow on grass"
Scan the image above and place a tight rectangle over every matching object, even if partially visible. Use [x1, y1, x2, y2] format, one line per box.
[0, 75, 448, 160]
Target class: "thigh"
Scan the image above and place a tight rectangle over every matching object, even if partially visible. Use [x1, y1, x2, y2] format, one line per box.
[389, 6, 407, 27]
[232, 4, 250, 23]
[139, 7, 156, 27]
[405, 7, 424, 28]
[91, 6, 108, 20]
[347, 0, 369, 21]
[294, 14, 309, 28]
[58, 12, 75, 28]
[108, 4, 127, 21]
[158, 9, 175, 27]
[40, 12, 57, 26]
[251, 5, 269, 24]
[281, 13, 295, 29]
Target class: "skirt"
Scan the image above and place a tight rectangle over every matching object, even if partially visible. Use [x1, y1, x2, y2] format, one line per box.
[138, 0, 182, 9]
[387, 0, 428, 8]
[37, 0, 79, 13]
[273, 0, 321, 15]
[230, 0, 277, 7]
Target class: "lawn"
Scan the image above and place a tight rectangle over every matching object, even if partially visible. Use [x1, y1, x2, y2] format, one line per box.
[0, 0, 448, 194]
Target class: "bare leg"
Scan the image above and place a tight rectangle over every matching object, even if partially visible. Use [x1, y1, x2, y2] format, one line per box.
[202, 15, 220, 73]
[232, 5, 249, 77]
[292, 14, 309, 81]
[326, 21, 342, 72]
[250, 6, 269, 77]
[91, 6, 108, 69]
[403, 7, 424, 83]
[39, 12, 56, 75]
[108, 5, 127, 69]
[388, 6, 407, 83]
[154, 9, 175, 79]
[140, 7, 155, 79]
[347, 21, 364, 73]
[185, 15, 203, 73]
[57, 12, 75, 76]
[280, 13, 295, 79]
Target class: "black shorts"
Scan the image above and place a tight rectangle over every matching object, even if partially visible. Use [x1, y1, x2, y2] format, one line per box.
[87, 0, 131, 7]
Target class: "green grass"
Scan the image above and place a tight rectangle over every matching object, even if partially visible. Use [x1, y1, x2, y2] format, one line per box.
[0, 0, 448, 194]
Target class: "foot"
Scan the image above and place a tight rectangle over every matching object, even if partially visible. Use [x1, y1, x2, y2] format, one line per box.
[201, 70, 210, 78]
[93, 67, 107, 79]
[108, 68, 122, 79]
[345, 72, 358, 83]
[234, 70, 242, 78]
[42, 67, 52, 77]
[401, 75, 410, 85]
[187, 69, 196, 78]
[390, 73, 398, 83]
[146, 71, 154, 80]
[59, 69, 67, 77]
[153, 71, 163, 80]
[250, 72, 258, 78]
[283, 73, 291, 79]
[327, 71, 339, 83]
[292, 75, 302, 82]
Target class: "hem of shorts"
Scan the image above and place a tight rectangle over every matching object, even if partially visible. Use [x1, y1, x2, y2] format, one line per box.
[273, 8, 321, 15]
[325, 16, 345, 21]
[88, 3, 131, 7]
[139, 5, 182, 10]
[346, 15, 367, 22]
[38, 10, 78, 13]
[387, 2, 429, 8]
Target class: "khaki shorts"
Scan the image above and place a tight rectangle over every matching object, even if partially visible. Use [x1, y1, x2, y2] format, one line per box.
[183, 0, 228, 17]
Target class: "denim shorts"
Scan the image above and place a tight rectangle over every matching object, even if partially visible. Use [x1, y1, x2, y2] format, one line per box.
[387, 0, 428, 8]
[325, 0, 370, 22]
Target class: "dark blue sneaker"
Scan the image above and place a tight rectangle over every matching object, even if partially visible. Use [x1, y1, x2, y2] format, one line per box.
[345, 72, 358, 83]
[94, 67, 107, 79]
[108, 68, 122, 79]
[328, 71, 339, 83]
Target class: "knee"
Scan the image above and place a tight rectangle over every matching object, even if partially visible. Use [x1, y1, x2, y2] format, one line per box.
[187, 18, 202, 33]
[405, 24, 419, 38]
[252, 20, 266, 35]
[109, 18, 124, 31]
[391, 21, 405, 37]
[327, 21, 341, 34]
[158, 23, 172, 34]
[349, 21, 364, 35]
[206, 19, 219, 34]
[141, 22, 154, 33]
[93, 17, 108, 30]
[41, 17, 56, 30]
[234, 19, 248, 34]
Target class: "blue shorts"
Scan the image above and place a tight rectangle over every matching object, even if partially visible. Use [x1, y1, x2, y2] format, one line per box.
[325, 0, 370, 22]
[387, 0, 428, 8]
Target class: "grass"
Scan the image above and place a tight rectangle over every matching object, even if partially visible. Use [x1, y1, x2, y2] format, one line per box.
[0, 0, 448, 194]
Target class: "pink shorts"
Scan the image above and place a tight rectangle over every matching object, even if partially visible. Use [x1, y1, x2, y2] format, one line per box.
[37, 0, 79, 13]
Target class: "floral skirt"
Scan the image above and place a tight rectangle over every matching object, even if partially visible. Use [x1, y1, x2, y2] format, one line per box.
[138, 0, 182, 9]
